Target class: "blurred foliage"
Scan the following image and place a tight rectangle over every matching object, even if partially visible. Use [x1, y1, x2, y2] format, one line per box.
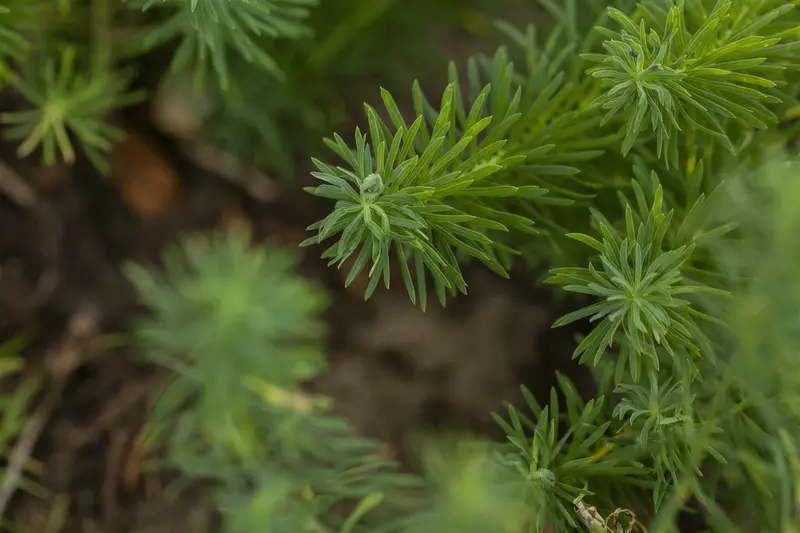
[197, 0, 519, 179]
[125, 232, 424, 532]
[1, 46, 143, 171]
[130, 0, 318, 88]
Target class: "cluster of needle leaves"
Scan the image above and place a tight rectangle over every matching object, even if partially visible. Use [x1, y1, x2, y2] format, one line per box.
[0, 0, 317, 172]
[0, 0, 503, 178]
[131, 0, 318, 88]
[298, 0, 800, 531]
[125, 233, 425, 533]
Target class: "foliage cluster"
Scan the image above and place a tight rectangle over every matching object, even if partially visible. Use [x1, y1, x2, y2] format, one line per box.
[2, 0, 800, 532]
[0, 0, 497, 177]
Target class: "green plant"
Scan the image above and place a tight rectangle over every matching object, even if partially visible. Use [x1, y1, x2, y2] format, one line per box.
[298, 0, 800, 531]
[132, 0, 318, 88]
[0, 0, 497, 177]
[0, 0, 143, 171]
[125, 232, 425, 532]
[194, 0, 508, 179]
[3, 0, 799, 531]
[1, 46, 142, 171]
[0, 4, 29, 66]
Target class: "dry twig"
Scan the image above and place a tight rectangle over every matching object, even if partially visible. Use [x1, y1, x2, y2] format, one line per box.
[0, 308, 102, 518]
[180, 142, 279, 202]
[0, 159, 37, 207]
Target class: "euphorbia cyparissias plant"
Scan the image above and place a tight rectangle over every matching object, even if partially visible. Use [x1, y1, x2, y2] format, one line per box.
[14, 0, 789, 531]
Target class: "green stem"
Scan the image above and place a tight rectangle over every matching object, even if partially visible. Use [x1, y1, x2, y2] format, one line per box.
[307, 0, 395, 73]
[91, 0, 112, 77]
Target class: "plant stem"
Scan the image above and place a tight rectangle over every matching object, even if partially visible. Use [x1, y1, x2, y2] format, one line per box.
[307, 0, 395, 72]
[91, 0, 112, 77]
